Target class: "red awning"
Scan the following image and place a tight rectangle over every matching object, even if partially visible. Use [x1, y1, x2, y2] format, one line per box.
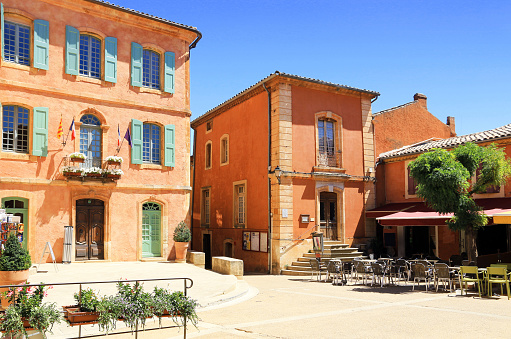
[369, 197, 511, 227]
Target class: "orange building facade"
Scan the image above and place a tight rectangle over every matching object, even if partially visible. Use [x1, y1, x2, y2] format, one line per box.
[191, 72, 379, 273]
[369, 124, 511, 260]
[0, 0, 200, 263]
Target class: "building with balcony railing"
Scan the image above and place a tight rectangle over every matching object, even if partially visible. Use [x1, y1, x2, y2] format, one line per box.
[0, 0, 200, 263]
[191, 72, 379, 273]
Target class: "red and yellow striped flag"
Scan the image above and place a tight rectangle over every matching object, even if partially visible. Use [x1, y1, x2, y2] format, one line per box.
[57, 117, 63, 139]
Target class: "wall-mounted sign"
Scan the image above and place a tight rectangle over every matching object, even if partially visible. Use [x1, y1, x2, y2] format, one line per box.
[300, 214, 310, 223]
[243, 232, 251, 251]
[260, 232, 268, 252]
[242, 231, 267, 252]
[282, 209, 288, 218]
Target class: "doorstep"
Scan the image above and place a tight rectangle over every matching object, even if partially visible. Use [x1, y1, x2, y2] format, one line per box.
[140, 257, 165, 262]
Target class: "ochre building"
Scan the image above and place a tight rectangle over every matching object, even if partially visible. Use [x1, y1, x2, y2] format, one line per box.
[0, 0, 200, 262]
[191, 72, 379, 273]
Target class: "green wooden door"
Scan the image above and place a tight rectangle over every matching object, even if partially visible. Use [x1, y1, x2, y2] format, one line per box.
[142, 202, 161, 257]
[2, 197, 28, 251]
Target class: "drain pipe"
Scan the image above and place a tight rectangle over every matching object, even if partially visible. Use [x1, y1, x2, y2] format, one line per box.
[190, 127, 197, 250]
[263, 82, 272, 274]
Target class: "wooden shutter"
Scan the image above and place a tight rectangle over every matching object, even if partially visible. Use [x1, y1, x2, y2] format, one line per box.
[32, 107, 48, 157]
[131, 42, 143, 87]
[164, 124, 175, 167]
[104, 37, 117, 83]
[131, 119, 143, 164]
[65, 25, 79, 75]
[1, 3, 4, 61]
[33, 20, 49, 70]
[163, 51, 175, 94]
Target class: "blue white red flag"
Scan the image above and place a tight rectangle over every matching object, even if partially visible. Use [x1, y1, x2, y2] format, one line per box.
[69, 119, 76, 141]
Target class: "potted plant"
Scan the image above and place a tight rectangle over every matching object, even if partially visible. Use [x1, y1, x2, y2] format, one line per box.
[63, 287, 101, 324]
[151, 287, 199, 328]
[62, 166, 84, 177]
[173, 221, 191, 263]
[0, 233, 32, 308]
[103, 168, 124, 179]
[69, 152, 86, 163]
[105, 155, 123, 165]
[113, 281, 153, 331]
[0, 284, 61, 338]
[82, 167, 103, 178]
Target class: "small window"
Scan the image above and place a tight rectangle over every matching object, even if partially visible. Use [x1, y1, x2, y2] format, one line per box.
[318, 118, 336, 166]
[220, 135, 229, 165]
[143, 49, 160, 89]
[407, 167, 417, 196]
[79, 34, 101, 79]
[205, 141, 212, 169]
[143, 123, 161, 164]
[234, 183, 246, 228]
[206, 120, 213, 132]
[4, 21, 30, 66]
[2, 105, 29, 154]
[201, 188, 210, 226]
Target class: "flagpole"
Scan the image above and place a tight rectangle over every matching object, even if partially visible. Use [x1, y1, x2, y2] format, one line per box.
[116, 138, 124, 156]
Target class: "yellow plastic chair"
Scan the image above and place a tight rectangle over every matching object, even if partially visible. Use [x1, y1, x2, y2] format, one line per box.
[485, 266, 510, 299]
[459, 266, 482, 298]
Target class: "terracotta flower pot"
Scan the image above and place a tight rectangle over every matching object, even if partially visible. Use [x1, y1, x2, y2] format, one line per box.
[175, 242, 189, 263]
[63, 305, 100, 325]
[0, 269, 30, 309]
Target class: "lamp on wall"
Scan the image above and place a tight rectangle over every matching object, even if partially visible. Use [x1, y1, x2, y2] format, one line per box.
[274, 165, 282, 184]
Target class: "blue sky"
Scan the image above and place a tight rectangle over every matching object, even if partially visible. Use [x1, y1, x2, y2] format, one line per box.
[115, 0, 510, 136]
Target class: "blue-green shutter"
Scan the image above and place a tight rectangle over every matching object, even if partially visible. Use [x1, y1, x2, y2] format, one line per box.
[163, 52, 175, 94]
[65, 26, 79, 75]
[131, 42, 143, 87]
[131, 119, 143, 164]
[32, 107, 48, 157]
[1, 3, 4, 60]
[104, 37, 117, 83]
[33, 20, 49, 70]
[164, 124, 175, 167]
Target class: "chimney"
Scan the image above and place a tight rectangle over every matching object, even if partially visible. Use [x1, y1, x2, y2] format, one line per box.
[413, 93, 427, 109]
[446, 116, 456, 136]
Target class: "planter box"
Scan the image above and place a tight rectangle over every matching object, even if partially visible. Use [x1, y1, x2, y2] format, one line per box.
[105, 174, 121, 179]
[63, 172, 83, 177]
[63, 305, 100, 324]
[70, 158, 85, 163]
[107, 160, 122, 165]
[85, 173, 102, 177]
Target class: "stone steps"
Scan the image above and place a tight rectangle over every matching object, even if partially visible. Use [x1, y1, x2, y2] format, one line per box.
[281, 240, 365, 275]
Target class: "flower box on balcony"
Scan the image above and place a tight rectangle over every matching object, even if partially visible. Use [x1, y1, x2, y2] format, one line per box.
[69, 152, 86, 163]
[105, 156, 123, 165]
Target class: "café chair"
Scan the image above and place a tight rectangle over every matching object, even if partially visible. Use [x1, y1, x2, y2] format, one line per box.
[459, 266, 483, 298]
[484, 266, 510, 299]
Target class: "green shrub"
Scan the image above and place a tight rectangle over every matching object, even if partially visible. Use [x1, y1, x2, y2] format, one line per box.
[0, 233, 31, 271]
[173, 221, 191, 242]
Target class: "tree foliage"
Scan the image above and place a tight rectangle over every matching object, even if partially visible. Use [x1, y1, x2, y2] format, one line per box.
[408, 142, 511, 231]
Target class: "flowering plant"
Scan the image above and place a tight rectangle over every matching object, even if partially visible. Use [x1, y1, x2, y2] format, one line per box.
[74, 287, 100, 312]
[106, 155, 123, 163]
[83, 167, 103, 175]
[151, 287, 200, 328]
[62, 166, 84, 174]
[69, 152, 86, 160]
[112, 281, 153, 331]
[103, 168, 124, 176]
[0, 284, 61, 337]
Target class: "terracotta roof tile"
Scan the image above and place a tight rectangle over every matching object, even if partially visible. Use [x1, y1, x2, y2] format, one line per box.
[379, 123, 511, 159]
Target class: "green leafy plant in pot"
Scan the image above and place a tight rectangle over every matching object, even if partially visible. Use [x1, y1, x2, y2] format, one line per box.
[173, 221, 191, 263]
[0, 233, 32, 308]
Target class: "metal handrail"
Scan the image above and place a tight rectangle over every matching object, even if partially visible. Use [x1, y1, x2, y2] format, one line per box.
[280, 224, 318, 252]
[0, 277, 194, 339]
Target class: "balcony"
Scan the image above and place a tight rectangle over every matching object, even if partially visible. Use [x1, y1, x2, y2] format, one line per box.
[313, 152, 345, 175]
[62, 155, 123, 181]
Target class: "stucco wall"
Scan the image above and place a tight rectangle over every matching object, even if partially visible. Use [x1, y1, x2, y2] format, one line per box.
[0, 0, 195, 262]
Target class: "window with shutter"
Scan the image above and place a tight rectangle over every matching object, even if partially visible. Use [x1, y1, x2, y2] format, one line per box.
[2, 105, 29, 154]
[233, 182, 246, 228]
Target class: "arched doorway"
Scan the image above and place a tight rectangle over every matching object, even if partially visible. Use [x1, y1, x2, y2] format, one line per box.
[320, 192, 337, 240]
[142, 202, 161, 257]
[2, 197, 28, 251]
[76, 199, 104, 260]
